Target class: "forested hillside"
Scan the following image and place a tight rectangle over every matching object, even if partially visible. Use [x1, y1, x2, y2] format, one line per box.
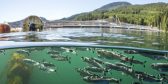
[64, 2, 168, 31]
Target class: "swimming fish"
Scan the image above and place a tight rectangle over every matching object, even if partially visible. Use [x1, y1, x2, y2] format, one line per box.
[61, 47, 76, 54]
[84, 66, 107, 73]
[0, 50, 5, 55]
[139, 52, 168, 60]
[41, 61, 55, 68]
[104, 62, 134, 76]
[134, 71, 162, 83]
[16, 50, 30, 56]
[38, 63, 56, 73]
[151, 63, 168, 72]
[81, 57, 104, 69]
[47, 51, 60, 55]
[159, 73, 168, 83]
[22, 58, 39, 66]
[51, 55, 71, 63]
[124, 50, 138, 54]
[90, 57, 105, 64]
[26, 47, 45, 53]
[83, 75, 121, 84]
[75, 68, 96, 77]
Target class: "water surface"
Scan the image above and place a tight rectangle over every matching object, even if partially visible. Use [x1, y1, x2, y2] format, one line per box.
[0, 28, 168, 50]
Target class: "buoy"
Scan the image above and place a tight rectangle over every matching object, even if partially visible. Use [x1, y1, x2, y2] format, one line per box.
[0, 24, 11, 33]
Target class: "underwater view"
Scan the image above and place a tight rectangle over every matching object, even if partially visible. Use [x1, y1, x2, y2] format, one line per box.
[0, 46, 168, 84]
[1, 0, 168, 84]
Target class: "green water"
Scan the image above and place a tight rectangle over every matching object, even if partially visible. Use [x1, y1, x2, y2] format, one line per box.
[0, 47, 168, 84]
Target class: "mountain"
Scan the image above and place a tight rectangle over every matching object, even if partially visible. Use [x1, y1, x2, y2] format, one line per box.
[63, 2, 132, 20]
[95, 2, 132, 11]
[61, 13, 83, 20]
[61, 2, 168, 31]
[39, 17, 48, 22]
[9, 17, 48, 28]
[8, 20, 24, 28]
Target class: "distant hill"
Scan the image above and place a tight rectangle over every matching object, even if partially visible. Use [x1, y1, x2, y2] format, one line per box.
[39, 17, 48, 22]
[8, 20, 24, 28]
[9, 17, 48, 28]
[63, 2, 168, 31]
[63, 2, 132, 20]
[95, 2, 131, 11]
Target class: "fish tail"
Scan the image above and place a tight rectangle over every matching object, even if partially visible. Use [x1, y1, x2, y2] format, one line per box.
[143, 61, 147, 67]
[54, 69, 57, 72]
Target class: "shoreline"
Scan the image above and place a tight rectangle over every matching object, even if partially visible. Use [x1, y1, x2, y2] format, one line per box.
[10, 26, 163, 33]
[8, 20, 164, 32]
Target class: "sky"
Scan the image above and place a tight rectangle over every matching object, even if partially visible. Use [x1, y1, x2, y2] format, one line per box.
[0, 0, 168, 23]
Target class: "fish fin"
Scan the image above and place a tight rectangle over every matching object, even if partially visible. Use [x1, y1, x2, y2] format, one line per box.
[143, 64, 145, 68]
[144, 61, 147, 64]
[132, 65, 134, 67]
[68, 60, 71, 64]
[54, 69, 57, 72]
[157, 74, 161, 79]
[67, 56, 71, 64]
[131, 56, 135, 60]
[130, 62, 133, 65]
[119, 79, 122, 82]
[81, 56, 84, 59]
